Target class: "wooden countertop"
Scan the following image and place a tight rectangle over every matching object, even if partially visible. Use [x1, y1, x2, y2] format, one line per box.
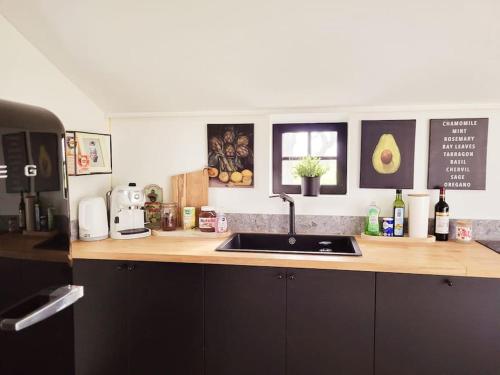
[0, 232, 70, 263]
[70, 235, 500, 278]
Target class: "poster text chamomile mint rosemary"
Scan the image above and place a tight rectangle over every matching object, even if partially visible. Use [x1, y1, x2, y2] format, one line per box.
[428, 118, 488, 190]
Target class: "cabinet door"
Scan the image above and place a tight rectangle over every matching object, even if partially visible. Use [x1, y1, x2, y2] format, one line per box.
[128, 262, 203, 375]
[73, 260, 129, 375]
[286, 268, 375, 375]
[205, 265, 287, 375]
[376, 273, 500, 375]
[0, 259, 74, 375]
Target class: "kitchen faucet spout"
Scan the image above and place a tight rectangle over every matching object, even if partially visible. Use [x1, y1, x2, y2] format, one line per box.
[269, 193, 296, 236]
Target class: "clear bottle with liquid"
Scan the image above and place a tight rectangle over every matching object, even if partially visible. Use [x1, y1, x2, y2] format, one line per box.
[365, 202, 380, 236]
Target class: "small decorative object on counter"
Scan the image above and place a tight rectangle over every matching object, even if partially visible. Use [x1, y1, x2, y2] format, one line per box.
[199, 206, 217, 232]
[216, 212, 228, 233]
[144, 184, 163, 229]
[382, 217, 394, 237]
[161, 202, 178, 231]
[365, 202, 380, 236]
[183, 207, 196, 230]
[293, 155, 328, 197]
[393, 189, 405, 237]
[456, 220, 472, 243]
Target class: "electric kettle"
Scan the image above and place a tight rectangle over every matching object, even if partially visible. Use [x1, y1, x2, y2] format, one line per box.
[78, 196, 109, 241]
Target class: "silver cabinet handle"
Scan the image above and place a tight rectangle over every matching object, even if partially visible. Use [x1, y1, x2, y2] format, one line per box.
[0, 285, 84, 332]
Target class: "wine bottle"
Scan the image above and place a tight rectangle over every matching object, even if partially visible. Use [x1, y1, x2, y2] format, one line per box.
[18, 191, 26, 231]
[434, 187, 450, 241]
[393, 189, 405, 237]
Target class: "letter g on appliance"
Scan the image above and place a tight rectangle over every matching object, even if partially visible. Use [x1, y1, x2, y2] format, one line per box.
[24, 164, 37, 177]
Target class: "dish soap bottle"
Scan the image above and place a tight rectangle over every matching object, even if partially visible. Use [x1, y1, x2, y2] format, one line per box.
[365, 202, 380, 236]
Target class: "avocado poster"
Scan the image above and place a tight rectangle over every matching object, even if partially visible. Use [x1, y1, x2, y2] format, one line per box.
[427, 118, 488, 190]
[360, 120, 416, 189]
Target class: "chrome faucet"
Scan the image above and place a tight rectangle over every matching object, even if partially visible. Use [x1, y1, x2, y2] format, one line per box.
[270, 193, 295, 236]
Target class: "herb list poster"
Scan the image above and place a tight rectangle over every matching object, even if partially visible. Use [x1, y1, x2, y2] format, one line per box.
[427, 118, 488, 190]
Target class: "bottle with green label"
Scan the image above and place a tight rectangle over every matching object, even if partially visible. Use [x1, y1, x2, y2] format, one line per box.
[393, 189, 405, 237]
[365, 202, 380, 236]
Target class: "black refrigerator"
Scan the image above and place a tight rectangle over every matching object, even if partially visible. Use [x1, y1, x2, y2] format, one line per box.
[0, 99, 82, 374]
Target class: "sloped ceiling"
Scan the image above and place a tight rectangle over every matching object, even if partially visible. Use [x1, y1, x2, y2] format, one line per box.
[1, 0, 500, 113]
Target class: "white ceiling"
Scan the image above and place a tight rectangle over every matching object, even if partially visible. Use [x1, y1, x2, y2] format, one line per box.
[1, 0, 500, 113]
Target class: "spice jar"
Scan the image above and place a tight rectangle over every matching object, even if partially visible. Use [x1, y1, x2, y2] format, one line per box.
[161, 203, 178, 231]
[456, 220, 472, 243]
[199, 206, 216, 232]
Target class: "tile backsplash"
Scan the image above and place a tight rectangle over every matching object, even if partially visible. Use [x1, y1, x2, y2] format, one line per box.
[69, 214, 499, 241]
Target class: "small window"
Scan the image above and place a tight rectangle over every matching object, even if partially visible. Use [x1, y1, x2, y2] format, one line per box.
[272, 123, 347, 195]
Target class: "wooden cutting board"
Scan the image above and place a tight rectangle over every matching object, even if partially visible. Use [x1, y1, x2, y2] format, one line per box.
[171, 169, 209, 226]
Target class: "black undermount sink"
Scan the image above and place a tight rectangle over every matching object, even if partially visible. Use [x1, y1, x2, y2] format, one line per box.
[216, 233, 362, 256]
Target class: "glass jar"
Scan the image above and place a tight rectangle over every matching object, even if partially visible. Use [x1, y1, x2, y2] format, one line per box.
[456, 220, 472, 243]
[161, 203, 178, 231]
[199, 206, 216, 232]
[216, 211, 228, 233]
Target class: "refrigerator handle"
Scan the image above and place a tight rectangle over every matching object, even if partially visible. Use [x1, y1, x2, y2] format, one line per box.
[0, 285, 84, 332]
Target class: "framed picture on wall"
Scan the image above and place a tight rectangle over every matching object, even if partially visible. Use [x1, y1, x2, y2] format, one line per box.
[207, 124, 254, 188]
[66, 131, 112, 176]
[427, 118, 488, 190]
[360, 120, 416, 189]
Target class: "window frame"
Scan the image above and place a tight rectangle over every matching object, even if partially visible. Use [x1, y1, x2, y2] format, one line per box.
[272, 122, 348, 195]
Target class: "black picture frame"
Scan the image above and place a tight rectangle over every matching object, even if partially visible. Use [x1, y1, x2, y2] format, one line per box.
[66, 131, 113, 176]
[427, 118, 488, 190]
[360, 120, 416, 189]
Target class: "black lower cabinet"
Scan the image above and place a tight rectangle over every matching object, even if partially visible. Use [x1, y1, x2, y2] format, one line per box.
[286, 269, 375, 375]
[73, 260, 203, 375]
[375, 273, 500, 375]
[205, 265, 376, 375]
[128, 262, 203, 375]
[205, 265, 287, 375]
[73, 259, 500, 375]
[73, 260, 128, 375]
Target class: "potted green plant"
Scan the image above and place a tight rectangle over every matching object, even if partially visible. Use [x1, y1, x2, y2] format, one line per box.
[293, 156, 328, 196]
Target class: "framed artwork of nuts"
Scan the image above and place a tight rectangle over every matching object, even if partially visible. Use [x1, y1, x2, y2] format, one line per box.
[207, 124, 254, 188]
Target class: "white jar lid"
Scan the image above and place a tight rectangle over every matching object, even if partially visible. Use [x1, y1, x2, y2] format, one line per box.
[201, 206, 215, 212]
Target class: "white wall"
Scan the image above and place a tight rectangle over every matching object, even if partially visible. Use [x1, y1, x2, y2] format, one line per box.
[110, 106, 499, 220]
[0, 14, 110, 219]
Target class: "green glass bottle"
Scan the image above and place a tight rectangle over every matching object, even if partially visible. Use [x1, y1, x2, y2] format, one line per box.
[393, 189, 405, 237]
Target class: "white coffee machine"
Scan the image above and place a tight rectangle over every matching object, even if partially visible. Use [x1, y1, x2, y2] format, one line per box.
[109, 183, 151, 240]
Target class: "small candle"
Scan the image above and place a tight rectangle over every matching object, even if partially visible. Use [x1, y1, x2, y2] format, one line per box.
[456, 220, 472, 243]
